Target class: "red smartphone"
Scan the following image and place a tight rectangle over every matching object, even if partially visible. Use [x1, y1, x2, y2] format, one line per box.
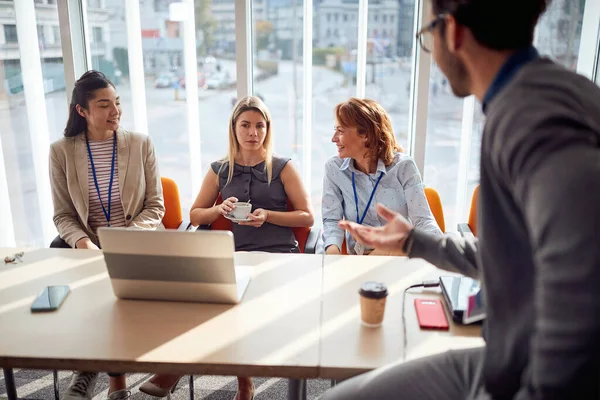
[414, 298, 449, 330]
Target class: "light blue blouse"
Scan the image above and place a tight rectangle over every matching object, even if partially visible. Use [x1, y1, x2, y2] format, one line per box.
[321, 152, 442, 254]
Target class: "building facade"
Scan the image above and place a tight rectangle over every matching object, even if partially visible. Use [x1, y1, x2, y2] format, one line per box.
[0, 0, 109, 94]
[314, 0, 400, 57]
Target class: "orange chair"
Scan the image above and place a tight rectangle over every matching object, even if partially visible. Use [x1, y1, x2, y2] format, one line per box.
[341, 237, 349, 255]
[424, 187, 446, 233]
[458, 185, 479, 238]
[202, 193, 318, 253]
[50, 177, 189, 245]
[336, 186, 445, 254]
[160, 177, 188, 230]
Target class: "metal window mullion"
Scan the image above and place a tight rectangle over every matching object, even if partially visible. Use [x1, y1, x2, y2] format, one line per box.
[303, 0, 314, 192]
[0, 136, 16, 247]
[533, 24, 541, 48]
[356, 0, 368, 98]
[576, 0, 600, 80]
[595, 29, 600, 83]
[407, 0, 431, 177]
[235, 0, 253, 98]
[124, 0, 149, 135]
[182, 0, 202, 191]
[14, 0, 56, 245]
[80, 0, 92, 68]
[455, 96, 475, 229]
[58, 0, 91, 102]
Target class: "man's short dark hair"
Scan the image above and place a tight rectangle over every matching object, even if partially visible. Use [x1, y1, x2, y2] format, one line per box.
[432, 0, 551, 50]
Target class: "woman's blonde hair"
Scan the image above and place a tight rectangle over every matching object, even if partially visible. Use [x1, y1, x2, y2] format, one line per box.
[223, 96, 273, 185]
[335, 98, 403, 165]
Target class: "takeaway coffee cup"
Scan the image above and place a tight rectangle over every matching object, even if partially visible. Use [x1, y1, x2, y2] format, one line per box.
[359, 281, 388, 327]
[229, 202, 252, 220]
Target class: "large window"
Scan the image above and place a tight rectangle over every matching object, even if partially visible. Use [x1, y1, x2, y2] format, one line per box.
[1, 0, 598, 248]
[252, 0, 304, 172]
[459, 0, 588, 227]
[196, 0, 237, 206]
[423, 63, 464, 231]
[365, 0, 415, 150]
[92, 0, 220, 216]
[311, 1, 360, 225]
[536, 0, 586, 69]
[1, 2, 66, 246]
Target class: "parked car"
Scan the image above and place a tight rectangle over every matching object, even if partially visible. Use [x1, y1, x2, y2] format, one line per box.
[179, 72, 206, 89]
[204, 73, 225, 90]
[154, 72, 178, 88]
[204, 71, 233, 90]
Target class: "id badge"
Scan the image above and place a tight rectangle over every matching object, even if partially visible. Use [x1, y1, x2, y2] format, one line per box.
[354, 242, 365, 255]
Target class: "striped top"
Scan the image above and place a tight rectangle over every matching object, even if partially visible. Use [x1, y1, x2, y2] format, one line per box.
[87, 136, 126, 233]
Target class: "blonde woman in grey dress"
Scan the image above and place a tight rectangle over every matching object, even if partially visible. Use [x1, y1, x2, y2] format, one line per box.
[139, 96, 314, 399]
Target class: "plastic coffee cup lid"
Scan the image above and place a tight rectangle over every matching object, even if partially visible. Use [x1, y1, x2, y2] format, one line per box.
[359, 281, 388, 299]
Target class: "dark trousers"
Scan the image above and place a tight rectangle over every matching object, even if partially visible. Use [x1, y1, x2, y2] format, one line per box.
[50, 236, 72, 248]
[321, 348, 486, 400]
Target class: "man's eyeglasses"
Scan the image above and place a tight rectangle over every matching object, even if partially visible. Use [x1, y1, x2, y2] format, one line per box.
[416, 14, 446, 53]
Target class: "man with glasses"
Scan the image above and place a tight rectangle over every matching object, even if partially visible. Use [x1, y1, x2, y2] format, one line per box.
[323, 0, 600, 399]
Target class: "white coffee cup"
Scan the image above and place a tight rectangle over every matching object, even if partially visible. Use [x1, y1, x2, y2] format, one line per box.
[229, 202, 252, 220]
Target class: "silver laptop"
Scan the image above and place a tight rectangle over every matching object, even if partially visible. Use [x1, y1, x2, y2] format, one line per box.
[97, 228, 252, 304]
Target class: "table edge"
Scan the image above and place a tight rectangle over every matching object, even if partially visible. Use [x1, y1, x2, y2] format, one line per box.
[0, 357, 320, 379]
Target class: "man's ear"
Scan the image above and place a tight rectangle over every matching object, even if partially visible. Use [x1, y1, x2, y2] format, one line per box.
[75, 104, 87, 119]
[445, 14, 464, 54]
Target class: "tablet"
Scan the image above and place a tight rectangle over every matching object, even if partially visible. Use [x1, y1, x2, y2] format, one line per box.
[439, 276, 486, 324]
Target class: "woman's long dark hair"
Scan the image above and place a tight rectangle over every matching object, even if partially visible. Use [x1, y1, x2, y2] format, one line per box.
[64, 70, 116, 138]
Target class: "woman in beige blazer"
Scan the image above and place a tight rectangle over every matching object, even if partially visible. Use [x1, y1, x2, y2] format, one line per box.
[50, 70, 164, 250]
[50, 70, 164, 400]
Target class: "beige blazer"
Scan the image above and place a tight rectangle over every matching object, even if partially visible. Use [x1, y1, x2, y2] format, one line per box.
[49, 128, 165, 247]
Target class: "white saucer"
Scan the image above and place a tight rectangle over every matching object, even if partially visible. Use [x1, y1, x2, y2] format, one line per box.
[224, 214, 252, 223]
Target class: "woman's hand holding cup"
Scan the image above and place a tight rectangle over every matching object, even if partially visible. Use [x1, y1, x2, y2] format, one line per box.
[219, 196, 239, 216]
[239, 208, 269, 227]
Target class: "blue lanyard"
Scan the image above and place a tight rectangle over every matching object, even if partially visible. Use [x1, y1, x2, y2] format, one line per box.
[352, 171, 384, 225]
[85, 132, 117, 226]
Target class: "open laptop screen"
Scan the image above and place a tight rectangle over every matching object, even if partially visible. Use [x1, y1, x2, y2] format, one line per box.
[439, 276, 485, 324]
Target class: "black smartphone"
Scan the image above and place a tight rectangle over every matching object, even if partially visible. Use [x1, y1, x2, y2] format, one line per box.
[31, 285, 71, 312]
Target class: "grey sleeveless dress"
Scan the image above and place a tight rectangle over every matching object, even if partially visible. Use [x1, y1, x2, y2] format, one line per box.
[210, 155, 299, 253]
